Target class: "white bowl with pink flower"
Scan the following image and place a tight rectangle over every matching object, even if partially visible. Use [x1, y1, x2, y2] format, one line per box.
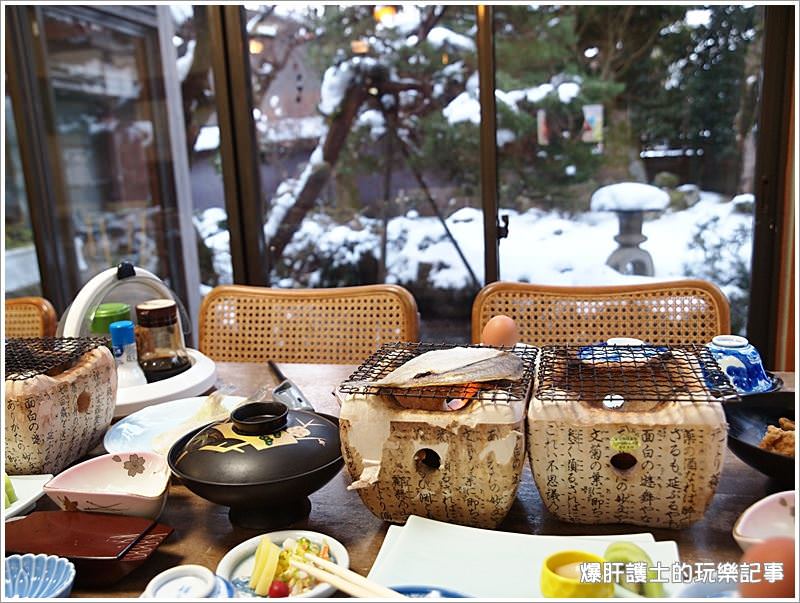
[43, 451, 170, 520]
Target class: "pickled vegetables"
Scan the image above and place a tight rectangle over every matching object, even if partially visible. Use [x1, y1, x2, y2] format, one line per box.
[4, 473, 17, 509]
[248, 536, 332, 597]
[250, 538, 282, 595]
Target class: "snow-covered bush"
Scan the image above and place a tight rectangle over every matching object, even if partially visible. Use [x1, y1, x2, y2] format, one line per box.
[682, 202, 752, 334]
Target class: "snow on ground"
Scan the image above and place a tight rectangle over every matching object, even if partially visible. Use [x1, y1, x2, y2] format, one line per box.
[198, 191, 753, 297]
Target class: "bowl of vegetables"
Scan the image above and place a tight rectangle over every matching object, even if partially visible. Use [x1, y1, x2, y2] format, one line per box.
[216, 530, 349, 598]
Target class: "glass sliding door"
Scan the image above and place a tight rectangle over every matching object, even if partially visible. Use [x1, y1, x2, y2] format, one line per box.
[11, 5, 193, 309]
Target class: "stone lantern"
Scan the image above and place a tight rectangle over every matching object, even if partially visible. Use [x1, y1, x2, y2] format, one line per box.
[590, 182, 670, 276]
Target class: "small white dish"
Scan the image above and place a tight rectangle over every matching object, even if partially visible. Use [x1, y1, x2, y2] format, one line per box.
[43, 452, 170, 519]
[4, 474, 53, 519]
[216, 530, 349, 598]
[733, 490, 796, 551]
[104, 395, 244, 456]
[141, 565, 235, 598]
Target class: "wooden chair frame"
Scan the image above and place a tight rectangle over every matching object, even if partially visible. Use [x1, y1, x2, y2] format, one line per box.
[4, 296, 58, 338]
[199, 284, 420, 364]
[472, 279, 731, 346]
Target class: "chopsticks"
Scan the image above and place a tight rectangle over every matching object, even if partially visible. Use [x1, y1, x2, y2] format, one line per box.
[289, 553, 407, 599]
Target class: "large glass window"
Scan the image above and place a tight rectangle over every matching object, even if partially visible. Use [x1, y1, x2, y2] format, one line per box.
[6, 5, 786, 343]
[236, 4, 483, 341]
[4, 91, 43, 298]
[494, 5, 763, 333]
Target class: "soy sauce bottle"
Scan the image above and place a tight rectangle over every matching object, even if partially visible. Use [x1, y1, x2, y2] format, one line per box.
[135, 299, 191, 383]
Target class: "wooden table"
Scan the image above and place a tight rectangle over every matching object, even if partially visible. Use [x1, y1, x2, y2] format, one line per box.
[58, 365, 794, 598]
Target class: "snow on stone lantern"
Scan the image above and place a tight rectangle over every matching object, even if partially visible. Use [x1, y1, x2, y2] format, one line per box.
[590, 182, 670, 276]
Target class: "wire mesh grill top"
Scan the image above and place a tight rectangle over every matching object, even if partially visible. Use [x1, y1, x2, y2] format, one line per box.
[339, 342, 538, 403]
[535, 343, 739, 406]
[5, 337, 107, 381]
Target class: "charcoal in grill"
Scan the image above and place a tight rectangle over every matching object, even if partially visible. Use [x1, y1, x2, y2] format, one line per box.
[5, 337, 107, 381]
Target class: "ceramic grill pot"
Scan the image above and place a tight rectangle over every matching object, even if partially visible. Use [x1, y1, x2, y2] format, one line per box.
[4, 339, 116, 475]
[168, 402, 343, 529]
[527, 343, 737, 529]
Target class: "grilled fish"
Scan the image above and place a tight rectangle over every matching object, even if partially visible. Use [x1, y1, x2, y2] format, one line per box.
[366, 346, 523, 388]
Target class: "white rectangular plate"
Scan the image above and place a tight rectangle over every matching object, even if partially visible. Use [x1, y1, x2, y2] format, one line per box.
[4, 474, 53, 519]
[368, 515, 678, 598]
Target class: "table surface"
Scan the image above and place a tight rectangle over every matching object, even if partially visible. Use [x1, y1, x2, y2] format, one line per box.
[50, 364, 794, 598]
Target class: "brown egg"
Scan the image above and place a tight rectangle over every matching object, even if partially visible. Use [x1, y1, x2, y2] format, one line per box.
[739, 537, 796, 598]
[481, 315, 519, 347]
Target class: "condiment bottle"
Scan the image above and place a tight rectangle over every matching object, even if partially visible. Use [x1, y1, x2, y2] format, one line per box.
[91, 302, 131, 346]
[135, 299, 191, 383]
[109, 320, 148, 388]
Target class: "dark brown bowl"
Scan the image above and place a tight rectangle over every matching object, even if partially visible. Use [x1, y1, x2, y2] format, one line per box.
[723, 391, 795, 488]
[4, 511, 174, 586]
[167, 404, 343, 530]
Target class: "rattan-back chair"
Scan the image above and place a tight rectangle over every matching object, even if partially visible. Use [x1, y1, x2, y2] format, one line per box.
[199, 284, 420, 364]
[4, 296, 58, 338]
[472, 279, 730, 346]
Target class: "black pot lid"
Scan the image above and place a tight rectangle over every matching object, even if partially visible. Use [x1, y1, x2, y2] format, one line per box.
[172, 402, 341, 485]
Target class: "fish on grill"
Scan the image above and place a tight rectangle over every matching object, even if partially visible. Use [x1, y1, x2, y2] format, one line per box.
[365, 346, 524, 388]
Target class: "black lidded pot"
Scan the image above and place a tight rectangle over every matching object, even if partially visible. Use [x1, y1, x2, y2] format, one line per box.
[168, 401, 343, 529]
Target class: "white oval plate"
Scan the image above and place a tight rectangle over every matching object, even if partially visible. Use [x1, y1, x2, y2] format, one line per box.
[114, 349, 218, 418]
[104, 395, 244, 456]
[4, 474, 53, 520]
[216, 530, 349, 598]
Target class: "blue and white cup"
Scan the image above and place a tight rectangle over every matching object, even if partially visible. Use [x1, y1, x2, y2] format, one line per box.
[141, 565, 234, 598]
[706, 335, 773, 395]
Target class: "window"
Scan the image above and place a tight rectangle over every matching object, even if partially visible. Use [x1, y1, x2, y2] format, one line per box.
[238, 5, 485, 340]
[494, 5, 764, 333]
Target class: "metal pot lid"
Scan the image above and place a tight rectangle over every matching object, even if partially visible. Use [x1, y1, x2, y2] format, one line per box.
[171, 402, 341, 485]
